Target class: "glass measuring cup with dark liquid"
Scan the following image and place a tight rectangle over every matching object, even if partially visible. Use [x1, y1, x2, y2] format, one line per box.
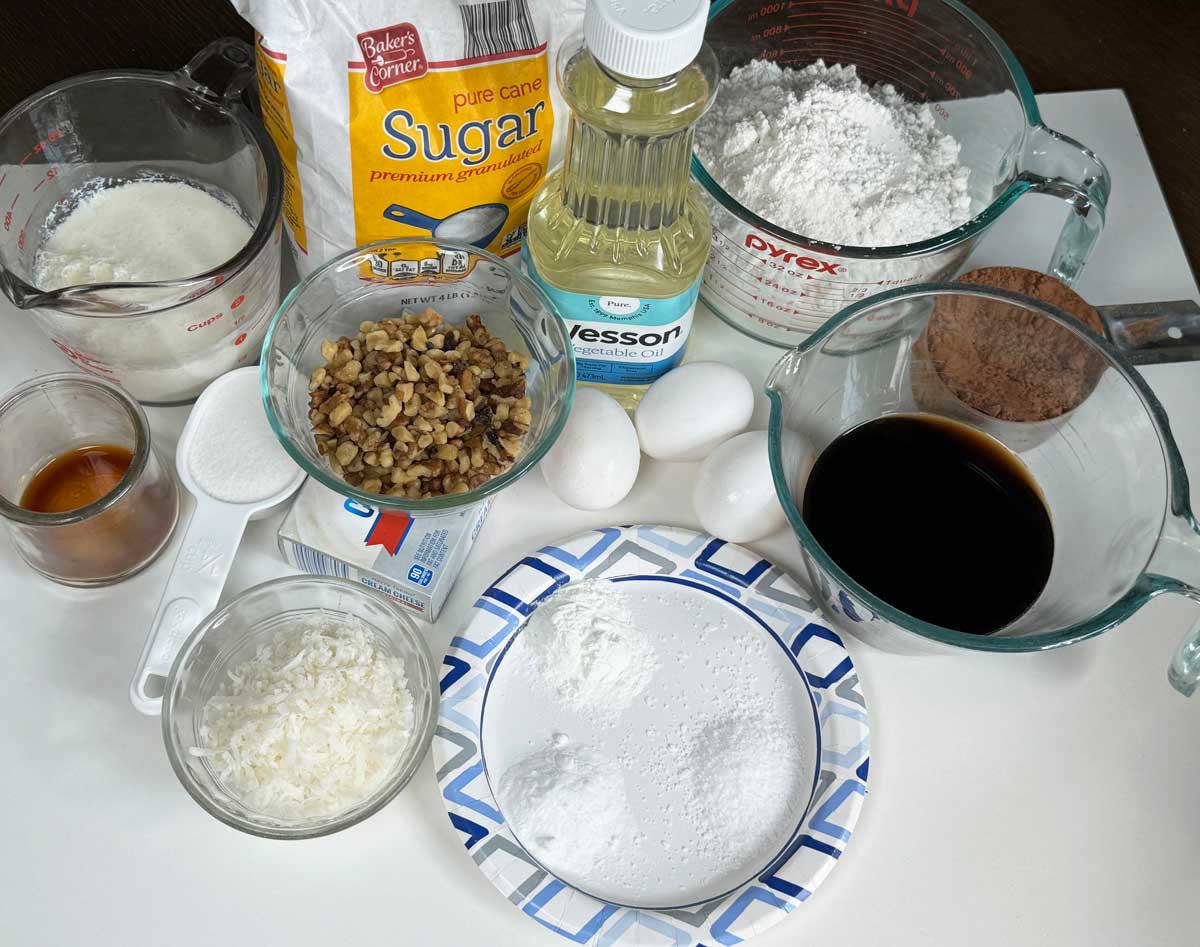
[802, 415, 1053, 635]
[766, 284, 1200, 666]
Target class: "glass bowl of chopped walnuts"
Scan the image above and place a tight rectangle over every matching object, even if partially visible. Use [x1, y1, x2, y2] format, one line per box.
[261, 240, 575, 513]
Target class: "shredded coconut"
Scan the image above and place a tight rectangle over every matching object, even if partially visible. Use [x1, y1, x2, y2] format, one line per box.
[512, 580, 659, 717]
[696, 59, 972, 247]
[192, 616, 415, 820]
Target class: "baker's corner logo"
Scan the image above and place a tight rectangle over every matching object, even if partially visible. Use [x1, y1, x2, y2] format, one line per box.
[744, 233, 842, 275]
[357, 22, 428, 93]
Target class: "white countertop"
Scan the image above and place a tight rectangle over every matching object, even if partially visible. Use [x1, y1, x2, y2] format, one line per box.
[1, 90, 1197, 947]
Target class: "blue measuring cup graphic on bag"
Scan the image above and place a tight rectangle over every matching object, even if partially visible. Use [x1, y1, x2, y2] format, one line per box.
[383, 202, 509, 248]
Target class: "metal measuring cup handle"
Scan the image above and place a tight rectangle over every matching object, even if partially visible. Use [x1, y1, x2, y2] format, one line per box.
[1096, 300, 1200, 365]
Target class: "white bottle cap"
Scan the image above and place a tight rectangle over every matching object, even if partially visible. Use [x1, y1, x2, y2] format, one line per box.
[583, 0, 708, 80]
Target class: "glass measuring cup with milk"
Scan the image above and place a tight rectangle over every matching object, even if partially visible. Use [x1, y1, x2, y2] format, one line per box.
[0, 39, 283, 404]
[693, 0, 1111, 346]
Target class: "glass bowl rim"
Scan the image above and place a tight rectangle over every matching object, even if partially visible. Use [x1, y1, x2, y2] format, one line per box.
[0, 66, 283, 314]
[260, 237, 576, 514]
[0, 371, 154, 527]
[765, 281, 1194, 653]
[693, 0, 1045, 259]
[160, 574, 439, 839]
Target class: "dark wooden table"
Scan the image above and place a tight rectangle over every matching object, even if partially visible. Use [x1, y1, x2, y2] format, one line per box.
[3, 0, 1197, 274]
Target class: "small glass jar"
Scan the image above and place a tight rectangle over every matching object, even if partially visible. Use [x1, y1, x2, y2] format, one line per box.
[0, 372, 180, 586]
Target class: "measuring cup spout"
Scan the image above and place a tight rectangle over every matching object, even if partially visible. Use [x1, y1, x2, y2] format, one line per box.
[1017, 125, 1112, 285]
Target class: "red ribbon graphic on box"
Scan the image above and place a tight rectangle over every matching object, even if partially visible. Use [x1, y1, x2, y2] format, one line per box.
[364, 510, 413, 555]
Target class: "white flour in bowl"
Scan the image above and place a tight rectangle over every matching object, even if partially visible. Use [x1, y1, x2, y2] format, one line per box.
[695, 59, 972, 247]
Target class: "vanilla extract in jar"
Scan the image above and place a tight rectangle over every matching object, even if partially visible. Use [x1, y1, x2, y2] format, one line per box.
[0, 373, 179, 586]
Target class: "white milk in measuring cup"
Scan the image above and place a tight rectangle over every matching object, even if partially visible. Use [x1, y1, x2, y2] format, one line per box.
[0, 40, 284, 404]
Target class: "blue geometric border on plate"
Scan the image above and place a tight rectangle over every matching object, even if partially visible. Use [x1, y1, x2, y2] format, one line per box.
[434, 525, 870, 947]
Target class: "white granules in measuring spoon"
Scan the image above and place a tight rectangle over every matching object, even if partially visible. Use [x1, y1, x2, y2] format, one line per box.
[34, 180, 252, 289]
[192, 616, 414, 820]
[511, 579, 659, 718]
[187, 370, 298, 503]
[695, 59, 972, 247]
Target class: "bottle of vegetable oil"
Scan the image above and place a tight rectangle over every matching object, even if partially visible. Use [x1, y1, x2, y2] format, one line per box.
[524, 0, 717, 410]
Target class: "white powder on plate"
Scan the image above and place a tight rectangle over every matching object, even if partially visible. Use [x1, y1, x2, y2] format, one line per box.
[192, 615, 415, 821]
[488, 579, 811, 904]
[695, 59, 972, 247]
[512, 580, 659, 717]
[34, 179, 253, 289]
[186, 369, 298, 503]
[495, 734, 630, 876]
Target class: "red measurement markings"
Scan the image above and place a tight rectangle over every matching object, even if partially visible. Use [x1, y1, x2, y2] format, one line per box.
[786, 10, 947, 58]
[784, 22, 939, 65]
[32, 167, 57, 193]
[17, 128, 65, 167]
[781, 42, 932, 98]
[786, 1, 956, 48]
[785, 34, 937, 83]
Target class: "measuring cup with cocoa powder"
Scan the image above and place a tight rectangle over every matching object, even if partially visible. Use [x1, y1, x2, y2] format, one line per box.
[0, 373, 179, 585]
[911, 266, 1200, 448]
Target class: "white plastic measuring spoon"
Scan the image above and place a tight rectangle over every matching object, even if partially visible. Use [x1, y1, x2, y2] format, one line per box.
[129, 367, 305, 715]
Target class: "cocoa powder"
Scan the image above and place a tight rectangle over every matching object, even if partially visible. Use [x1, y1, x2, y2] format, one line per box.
[923, 266, 1106, 422]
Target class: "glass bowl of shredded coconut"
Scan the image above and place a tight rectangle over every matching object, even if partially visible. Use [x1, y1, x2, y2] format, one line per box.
[161, 575, 437, 838]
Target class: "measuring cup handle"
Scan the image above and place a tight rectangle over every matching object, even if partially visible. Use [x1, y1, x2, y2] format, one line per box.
[1018, 125, 1112, 285]
[129, 504, 253, 716]
[178, 38, 256, 104]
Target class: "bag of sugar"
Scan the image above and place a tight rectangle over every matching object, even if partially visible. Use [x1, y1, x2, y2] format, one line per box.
[233, 0, 584, 273]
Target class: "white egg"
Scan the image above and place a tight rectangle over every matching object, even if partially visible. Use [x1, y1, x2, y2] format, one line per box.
[634, 361, 754, 461]
[693, 430, 787, 543]
[541, 388, 640, 510]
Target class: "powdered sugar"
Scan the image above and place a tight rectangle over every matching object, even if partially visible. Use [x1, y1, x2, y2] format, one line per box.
[511, 579, 658, 717]
[696, 59, 972, 247]
[484, 578, 814, 906]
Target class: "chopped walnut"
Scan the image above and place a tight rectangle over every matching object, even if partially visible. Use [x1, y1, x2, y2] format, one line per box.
[308, 308, 531, 499]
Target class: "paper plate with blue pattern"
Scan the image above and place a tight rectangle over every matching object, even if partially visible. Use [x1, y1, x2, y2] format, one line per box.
[434, 525, 870, 946]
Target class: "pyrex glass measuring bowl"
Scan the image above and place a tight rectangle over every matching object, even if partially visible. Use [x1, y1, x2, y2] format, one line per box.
[262, 238, 575, 517]
[693, 0, 1111, 346]
[766, 285, 1200, 678]
[0, 39, 283, 404]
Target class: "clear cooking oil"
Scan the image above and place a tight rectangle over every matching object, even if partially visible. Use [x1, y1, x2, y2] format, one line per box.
[524, 0, 717, 409]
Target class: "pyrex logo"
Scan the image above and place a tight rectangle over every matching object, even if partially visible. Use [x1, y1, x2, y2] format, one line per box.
[744, 233, 842, 274]
[881, 0, 919, 16]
